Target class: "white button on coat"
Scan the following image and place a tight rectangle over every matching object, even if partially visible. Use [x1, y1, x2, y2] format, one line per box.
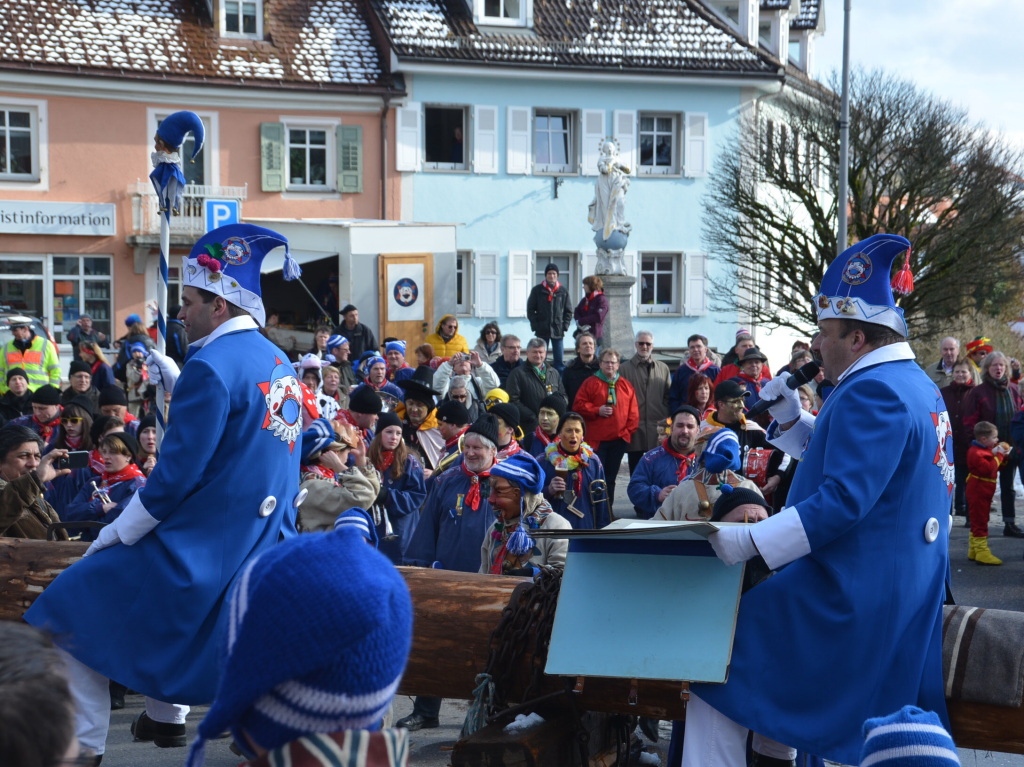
[293, 488, 308, 509]
[258, 496, 277, 517]
[924, 517, 939, 543]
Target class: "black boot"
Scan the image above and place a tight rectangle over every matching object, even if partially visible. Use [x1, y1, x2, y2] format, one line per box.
[109, 681, 126, 710]
[750, 755, 795, 767]
[1003, 521, 1024, 538]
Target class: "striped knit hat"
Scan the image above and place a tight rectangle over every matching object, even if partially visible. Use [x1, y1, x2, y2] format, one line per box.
[184, 521, 412, 766]
[859, 706, 959, 766]
[699, 427, 741, 474]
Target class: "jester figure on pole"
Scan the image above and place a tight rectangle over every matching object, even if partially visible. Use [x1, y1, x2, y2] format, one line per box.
[147, 111, 204, 441]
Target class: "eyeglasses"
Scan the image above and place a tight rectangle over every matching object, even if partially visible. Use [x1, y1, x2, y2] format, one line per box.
[61, 417, 84, 425]
[450, 394, 468, 402]
[636, 342, 652, 347]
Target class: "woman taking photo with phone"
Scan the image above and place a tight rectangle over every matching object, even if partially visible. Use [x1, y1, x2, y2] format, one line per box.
[62, 432, 146, 541]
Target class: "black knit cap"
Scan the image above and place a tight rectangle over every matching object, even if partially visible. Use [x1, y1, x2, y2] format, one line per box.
[465, 413, 500, 446]
[69, 360, 92, 377]
[488, 402, 520, 430]
[98, 385, 128, 407]
[5, 367, 27, 384]
[711, 487, 770, 522]
[376, 410, 403, 433]
[538, 394, 567, 417]
[348, 386, 383, 415]
[103, 430, 140, 458]
[31, 385, 62, 406]
[437, 400, 470, 426]
[63, 395, 97, 417]
[670, 404, 702, 422]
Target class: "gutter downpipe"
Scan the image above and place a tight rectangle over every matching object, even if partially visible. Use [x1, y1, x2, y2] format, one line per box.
[380, 93, 391, 220]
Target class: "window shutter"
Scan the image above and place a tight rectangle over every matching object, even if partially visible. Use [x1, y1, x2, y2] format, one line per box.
[395, 103, 421, 172]
[685, 252, 708, 316]
[337, 125, 363, 193]
[474, 251, 500, 317]
[473, 105, 499, 174]
[582, 252, 597, 281]
[613, 110, 637, 176]
[684, 113, 709, 178]
[506, 107, 532, 175]
[581, 110, 605, 177]
[507, 250, 532, 317]
[260, 122, 285, 192]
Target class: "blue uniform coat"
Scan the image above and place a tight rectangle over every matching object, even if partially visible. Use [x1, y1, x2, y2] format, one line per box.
[405, 467, 495, 573]
[539, 451, 608, 529]
[26, 324, 302, 704]
[626, 446, 690, 519]
[694, 357, 952, 765]
[377, 454, 427, 565]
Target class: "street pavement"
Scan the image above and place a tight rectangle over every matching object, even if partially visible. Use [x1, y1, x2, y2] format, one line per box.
[98, 475, 1024, 766]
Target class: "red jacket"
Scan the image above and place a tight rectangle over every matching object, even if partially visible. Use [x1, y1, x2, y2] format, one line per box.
[572, 375, 639, 451]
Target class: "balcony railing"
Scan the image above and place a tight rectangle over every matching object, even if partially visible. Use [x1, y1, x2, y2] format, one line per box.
[129, 181, 248, 238]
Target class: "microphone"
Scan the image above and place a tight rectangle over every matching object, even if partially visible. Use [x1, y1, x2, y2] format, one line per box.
[746, 361, 820, 418]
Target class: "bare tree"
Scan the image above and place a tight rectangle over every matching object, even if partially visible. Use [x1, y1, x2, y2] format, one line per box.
[705, 68, 1024, 338]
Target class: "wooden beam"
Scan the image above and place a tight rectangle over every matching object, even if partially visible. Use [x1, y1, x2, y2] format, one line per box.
[2, 538, 1023, 753]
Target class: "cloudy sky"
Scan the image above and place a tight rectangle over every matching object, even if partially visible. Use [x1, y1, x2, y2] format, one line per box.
[812, 0, 1024, 151]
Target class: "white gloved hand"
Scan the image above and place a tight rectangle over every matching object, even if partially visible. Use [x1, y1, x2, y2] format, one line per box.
[756, 372, 802, 423]
[146, 349, 180, 395]
[83, 521, 122, 557]
[709, 525, 758, 566]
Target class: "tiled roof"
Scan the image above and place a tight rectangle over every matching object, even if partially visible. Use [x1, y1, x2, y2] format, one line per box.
[791, 0, 821, 30]
[0, 0, 396, 91]
[372, 0, 782, 75]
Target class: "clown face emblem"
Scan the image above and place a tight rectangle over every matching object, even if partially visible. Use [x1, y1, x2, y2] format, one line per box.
[841, 254, 872, 285]
[258, 359, 303, 451]
[394, 278, 418, 308]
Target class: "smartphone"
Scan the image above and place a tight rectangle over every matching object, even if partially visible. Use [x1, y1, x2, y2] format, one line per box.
[58, 451, 91, 470]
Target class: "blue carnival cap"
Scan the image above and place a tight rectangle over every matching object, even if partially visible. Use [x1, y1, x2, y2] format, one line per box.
[814, 234, 912, 336]
[859, 705, 959, 766]
[185, 223, 301, 327]
[326, 334, 349, 352]
[157, 111, 205, 161]
[490, 451, 545, 495]
[385, 340, 407, 355]
[700, 427, 741, 474]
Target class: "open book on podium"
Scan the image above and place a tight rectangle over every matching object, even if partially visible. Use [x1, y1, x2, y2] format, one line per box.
[532, 518, 744, 684]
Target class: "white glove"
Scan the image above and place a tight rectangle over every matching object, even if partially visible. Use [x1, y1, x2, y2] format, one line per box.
[709, 525, 758, 566]
[83, 522, 121, 557]
[146, 349, 180, 394]
[756, 372, 802, 423]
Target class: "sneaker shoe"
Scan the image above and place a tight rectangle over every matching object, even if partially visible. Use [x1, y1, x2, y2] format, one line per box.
[131, 712, 187, 748]
[395, 713, 440, 731]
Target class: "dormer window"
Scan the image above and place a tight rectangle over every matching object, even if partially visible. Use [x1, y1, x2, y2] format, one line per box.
[474, 0, 531, 27]
[222, 0, 262, 38]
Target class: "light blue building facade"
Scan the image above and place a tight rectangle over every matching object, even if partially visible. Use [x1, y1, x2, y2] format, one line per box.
[371, 0, 823, 355]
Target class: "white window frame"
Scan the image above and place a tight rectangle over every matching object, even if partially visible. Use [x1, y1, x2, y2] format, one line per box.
[533, 252, 579, 294]
[456, 250, 473, 316]
[638, 252, 682, 314]
[473, 0, 532, 27]
[282, 117, 339, 192]
[221, 0, 263, 39]
[637, 112, 680, 176]
[422, 104, 470, 172]
[533, 109, 578, 175]
[0, 98, 47, 190]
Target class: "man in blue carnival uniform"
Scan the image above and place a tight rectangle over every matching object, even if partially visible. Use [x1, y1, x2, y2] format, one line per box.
[683, 234, 953, 767]
[26, 221, 304, 760]
[626, 405, 701, 519]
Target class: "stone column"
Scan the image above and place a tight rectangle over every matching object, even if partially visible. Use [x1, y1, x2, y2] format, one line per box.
[600, 274, 636, 357]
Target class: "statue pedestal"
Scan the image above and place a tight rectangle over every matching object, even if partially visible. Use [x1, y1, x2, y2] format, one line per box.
[601, 274, 636, 357]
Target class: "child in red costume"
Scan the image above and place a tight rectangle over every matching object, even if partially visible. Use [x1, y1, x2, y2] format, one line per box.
[966, 420, 1009, 565]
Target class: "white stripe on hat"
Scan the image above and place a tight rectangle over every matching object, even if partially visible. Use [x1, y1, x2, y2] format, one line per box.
[864, 722, 956, 741]
[228, 556, 260, 653]
[253, 676, 402, 733]
[861, 745, 960, 767]
[275, 677, 401, 716]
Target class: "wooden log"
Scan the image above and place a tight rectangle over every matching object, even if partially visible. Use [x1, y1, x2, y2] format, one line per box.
[3, 539, 1024, 754]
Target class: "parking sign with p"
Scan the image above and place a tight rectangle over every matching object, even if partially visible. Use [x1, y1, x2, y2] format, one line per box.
[205, 199, 240, 232]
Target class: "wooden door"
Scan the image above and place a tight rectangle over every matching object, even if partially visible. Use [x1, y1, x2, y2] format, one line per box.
[378, 253, 433, 349]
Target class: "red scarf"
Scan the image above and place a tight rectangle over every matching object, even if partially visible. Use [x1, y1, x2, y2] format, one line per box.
[65, 435, 82, 450]
[663, 443, 696, 483]
[387, 364, 411, 382]
[462, 462, 492, 510]
[543, 280, 561, 302]
[445, 427, 468, 450]
[302, 463, 336, 480]
[90, 360, 104, 377]
[497, 439, 521, 461]
[582, 289, 603, 311]
[33, 412, 61, 440]
[89, 449, 104, 474]
[374, 450, 396, 476]
[338, 409, 370, 443]
[533, 425, 554, 449]
[554, 444, 588, 496]
[736, 373, 762, 392]
[686, 357, 713, 373]
[99, 462, 145, 491]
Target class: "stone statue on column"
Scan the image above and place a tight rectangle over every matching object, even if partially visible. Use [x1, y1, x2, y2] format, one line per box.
[588, 139, 631, 277]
